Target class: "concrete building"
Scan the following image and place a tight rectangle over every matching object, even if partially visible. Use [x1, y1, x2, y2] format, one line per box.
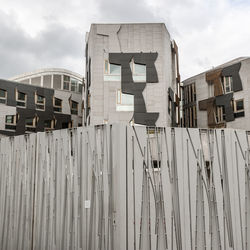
[0, 71, 83, 136]
[182, 57, 250, 129]
[84, 23, 181, 127]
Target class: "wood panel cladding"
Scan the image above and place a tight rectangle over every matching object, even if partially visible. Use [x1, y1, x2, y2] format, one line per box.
[206, 69, 223, 97]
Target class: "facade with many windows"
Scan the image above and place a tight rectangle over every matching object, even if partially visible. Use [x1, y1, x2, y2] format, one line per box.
[84, 23, 181, 127]
[0, 76, 83, 137]
[182, 57, 249, 129]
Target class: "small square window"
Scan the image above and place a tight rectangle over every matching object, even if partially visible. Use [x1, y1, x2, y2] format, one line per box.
[16, 90, 26, 107]
[235, 99, 244, 112]
[0, 89, 7, 104]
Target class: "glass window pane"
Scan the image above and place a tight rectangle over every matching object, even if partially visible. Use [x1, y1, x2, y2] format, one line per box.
[134, 63, 146, 75]
[64, 75, 70, 82]
[25, 118, 34, 126]
[0, 89, 6, 98]
[18, 92, 26, 101]
[236, 100, 244, 111]
[63, 81, 69, 90]
[71, 101, 78, 109]
[54, 98, 62, 106]
[6, 115, 14, 124]
[37, 95, 44, 104]
[110, 64, 121, 75]
[122, 93, 134, 105]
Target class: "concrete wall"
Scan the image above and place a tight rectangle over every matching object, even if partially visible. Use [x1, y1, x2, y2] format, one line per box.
[0, 124, 250, 249]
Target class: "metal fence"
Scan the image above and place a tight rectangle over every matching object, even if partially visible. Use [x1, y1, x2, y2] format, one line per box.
[0, 124, 249, 249]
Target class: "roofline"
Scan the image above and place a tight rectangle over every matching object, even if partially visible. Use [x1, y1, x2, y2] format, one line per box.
[9, 68, 83, 81]
[182, 56, 250, 83]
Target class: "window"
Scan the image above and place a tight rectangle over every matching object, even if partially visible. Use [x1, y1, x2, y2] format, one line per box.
[222, 76, 233, 93]
[5, 115, 17, 130]
[71, 79, 78, 92]
[35, 94, 45, 110]
[235, 99, 244, 112]
[116, 89, 134, 111]
[104, 60, 121, 81]
[54, 98, 62, 112]
[62, 121, 72, 129]
[0, 89, 7, 104]
[215, 106, 224, 123]
[16, 91, 26, 107]
[44, 120, 54, 130]
[70, 100, 78, 115]
[130, 59, 146, 82]
[25, 117, 36, 132]
[63, 75, 70, 90]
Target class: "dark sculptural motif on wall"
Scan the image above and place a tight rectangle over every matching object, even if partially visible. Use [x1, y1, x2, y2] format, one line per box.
[109, 52, 159, 126]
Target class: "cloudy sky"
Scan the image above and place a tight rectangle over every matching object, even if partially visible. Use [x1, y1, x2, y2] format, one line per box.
[1, 0, 250, 80]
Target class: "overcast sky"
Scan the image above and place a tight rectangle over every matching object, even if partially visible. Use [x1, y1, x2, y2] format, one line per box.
[1, 0, 250, 80]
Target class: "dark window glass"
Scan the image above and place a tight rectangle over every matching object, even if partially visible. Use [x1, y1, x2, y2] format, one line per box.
[18, 92, 26, 101]
[37, 95, 44, 104]
[236, 100, 244, 111]
[44, 120, 52, 128]
[25, 118, 34, 126]
[54, 98, 62, 106]
[0, 89, 6, 98]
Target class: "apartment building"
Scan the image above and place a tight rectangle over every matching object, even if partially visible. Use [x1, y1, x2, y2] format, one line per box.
[182, 57, 250, 129]
[0, 69, 83, 136]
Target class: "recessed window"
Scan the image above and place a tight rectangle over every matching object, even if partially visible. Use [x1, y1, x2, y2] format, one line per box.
[16, 91, 26, 107]
[25, 117, 36, 132]
[104, 60, 121, 81]
[0, 89, 7, 104]
[222, 76, 233, 93]
[44, 119, 54, 130]
[62, 121, 72, 129]
[70, 100, 78, 115]
[215, 106, 225, 123]
[53, 98, 62, 112]
[130, 59, 146, 82]
[235, 99, 244, 112]
[5, 115, 17, 130]
[63, 75, 70, 90]
[71, 79, 78, 92]
[35, 94, 45, 110]
[116, 89, 134, 112]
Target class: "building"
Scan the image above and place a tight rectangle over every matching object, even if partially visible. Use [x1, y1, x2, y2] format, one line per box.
[84, 23, 181, 127]
[0, 68, 83, 136]
[182, 57, 250, 129]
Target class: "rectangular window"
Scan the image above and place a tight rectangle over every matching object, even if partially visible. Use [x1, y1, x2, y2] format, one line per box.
[215, 106, 224, 123]
[235, 99, 244, 112]
[71, 100, 78, 115]
[130, 60, 146, 82]
[116, 89, 134, 112]
[5, 115, 17, 130]
[0, 89, 7, 104]
[71, 79, 78, 92]
[25, 117, 36, 132]
[104, 60, 121, 81]
[35, 94, 45, 110]
[63, 75, 70, 90]
[16, 91, 26, 107]
[44, 120, 54, 130]
[222, 76, 233, 93]
[53, 98, 62, 112]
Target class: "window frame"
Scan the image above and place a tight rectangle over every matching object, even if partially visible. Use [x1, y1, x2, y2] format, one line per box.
[70, 100, 78, 115]
[16, 90, 27, 107]
[53, 97, 62, 113]
[130, 59, 146, 82]
[222, 76, 233, 94]
[234, 99, 244, 113]
[0, 89, 7, 104]
[35, 93, 45, 110]
[116, 89, 134, 112]
[25, 117, 37, 128]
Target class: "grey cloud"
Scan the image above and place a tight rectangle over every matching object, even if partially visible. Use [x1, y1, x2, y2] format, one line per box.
[0, 11, 83, 79]
[97, 0, 161, 23]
